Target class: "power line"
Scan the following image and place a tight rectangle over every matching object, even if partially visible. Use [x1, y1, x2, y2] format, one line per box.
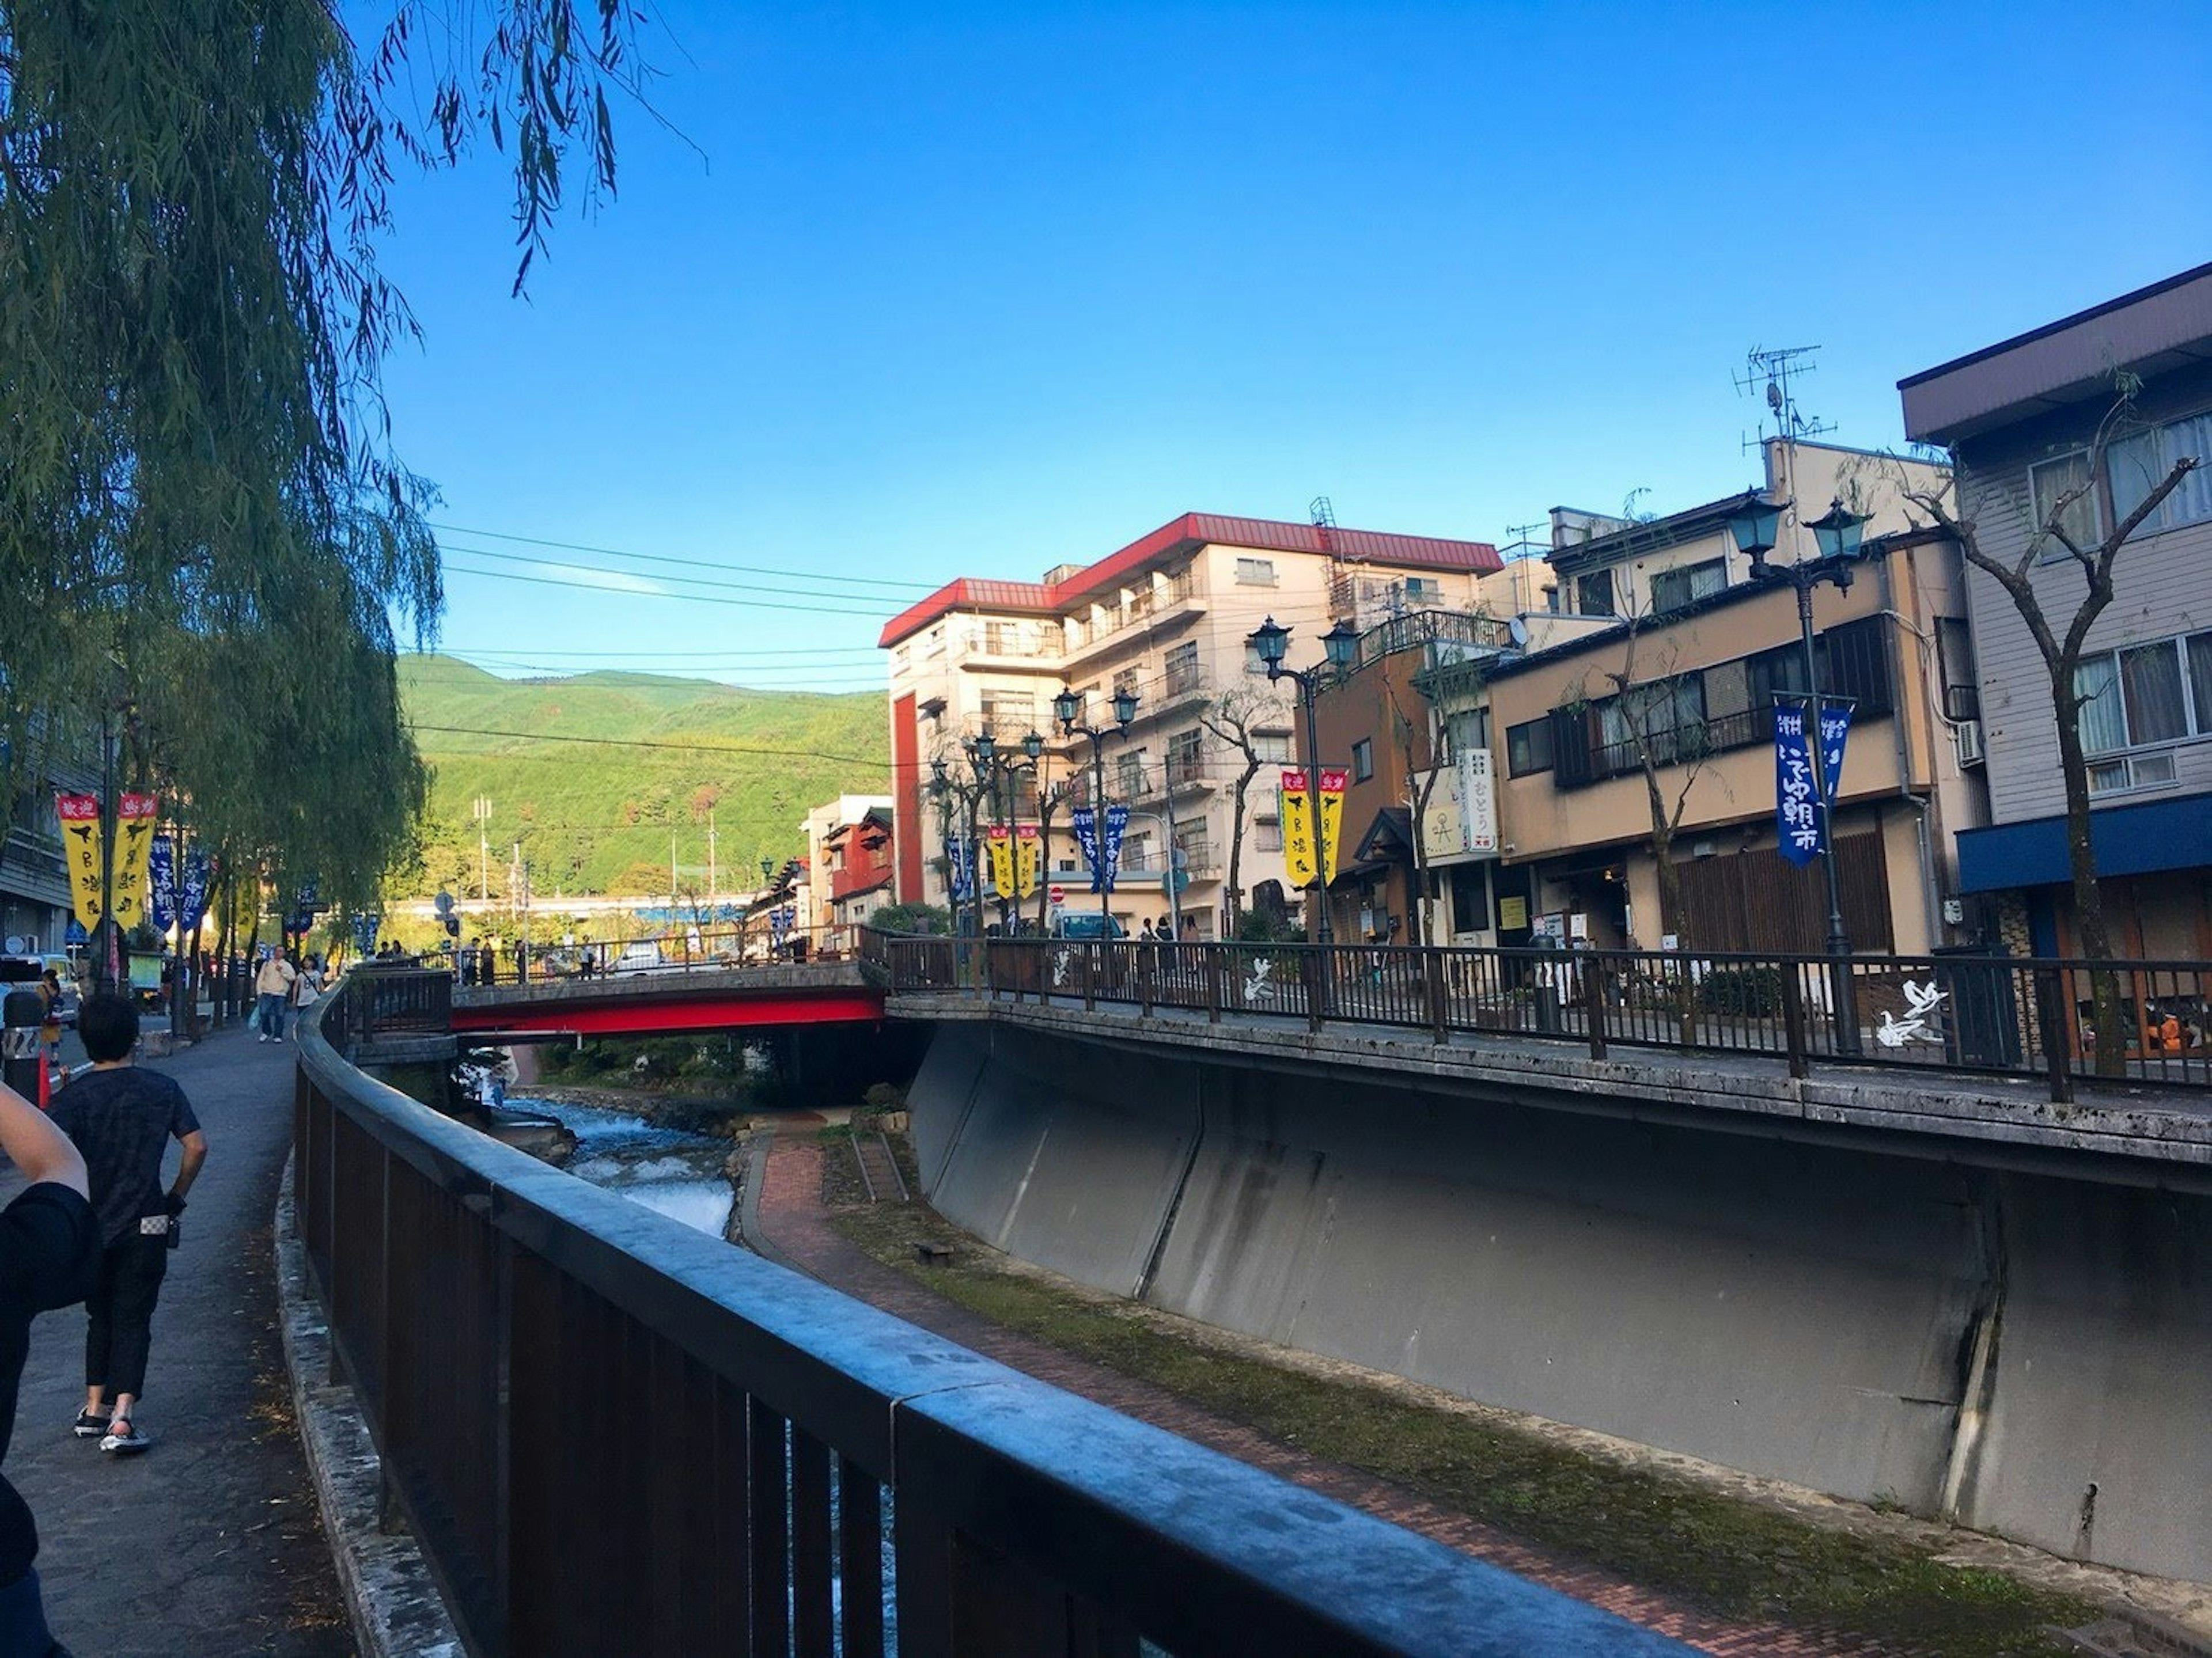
[429, 521, 938, 592]
[439, 543, 912, 609]
[441, 562, 891, 617]
[410, 723, 893, 768]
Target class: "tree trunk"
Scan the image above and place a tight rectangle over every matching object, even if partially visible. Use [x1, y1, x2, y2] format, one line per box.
[2051, 667, 2124, 1077]
[1225, 764, 1255, 934]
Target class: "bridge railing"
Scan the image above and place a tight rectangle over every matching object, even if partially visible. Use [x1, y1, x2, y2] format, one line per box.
[866, 932, 2212, 1100]
[294, 974, 1681, 1657]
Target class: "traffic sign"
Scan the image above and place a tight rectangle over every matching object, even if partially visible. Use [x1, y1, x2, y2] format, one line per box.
[1048, 884, 1066, 905]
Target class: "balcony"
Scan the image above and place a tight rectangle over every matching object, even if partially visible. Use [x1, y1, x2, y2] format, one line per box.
[1063, 572, 1203, 662]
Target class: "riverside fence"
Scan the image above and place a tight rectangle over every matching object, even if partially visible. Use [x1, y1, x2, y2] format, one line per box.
[293, 975, 1683, 1657]
[862, 931, 2212, 1102]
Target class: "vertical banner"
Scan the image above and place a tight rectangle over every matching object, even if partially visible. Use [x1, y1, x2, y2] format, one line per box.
[1316, 768, 1349, 887]
[1071, 807, 1101, 891]
[1774, 699, 1820, 865]
[55, 794, 104, 928]
[108, 793, 159, 930]
[149, 832, 179, 932]
[1460, 748, 1498, 855]
[943, 836, 973, 901]
[987, 824, 1016, 900]
[1014, 824, 1040, 899]
[1100, 804, 1130, 893]
[1819, 703, 1853, 803]
[350, 913, 382, 957]
[1279, 768, 1316, 886]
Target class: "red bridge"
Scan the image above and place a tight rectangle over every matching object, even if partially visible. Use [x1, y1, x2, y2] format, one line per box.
[448, 961, 885, 1041]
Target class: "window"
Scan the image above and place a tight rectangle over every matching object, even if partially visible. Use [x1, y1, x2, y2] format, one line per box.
[1255, 816, 1284, 852]
[1234, 557, 1278, 586]
[1577, 570, 1616, 617]
[1253, 731, 1294, 762]
[1167, 727, 1203, 785]
[1649, 558, 1726, 612]
[2109, 413, 2212, 537]
[1506, 717, 1554, 777]
[1595, 677, 1706, 769]
[2028, 450, 2101, 559]
[1112, 666, 1140, 701]
[1403, 576, 1441, 604]
[1116, 751, 1146, 797]
[2073, 627, 2212, 792]
[1446, 707, 1490, 757]
[979, 690, 1033, 737]
[1448, 863, 1490, 934]
[1937, 617, 1979, 720]
[1164, 641, 1201, 696]
[1351, 738, 1374, 781]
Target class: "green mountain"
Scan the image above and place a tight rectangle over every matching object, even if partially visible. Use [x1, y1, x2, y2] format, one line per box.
[398, 654, 888, 900]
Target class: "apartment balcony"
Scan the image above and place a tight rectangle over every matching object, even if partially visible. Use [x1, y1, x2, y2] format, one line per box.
[959, 627, 1064, 670]
[1059, 573, 1206, 669]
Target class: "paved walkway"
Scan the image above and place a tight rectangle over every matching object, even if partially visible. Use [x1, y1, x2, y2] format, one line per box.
[754, 1129, 1910, 1658]
[2, 1030, 352, 1657]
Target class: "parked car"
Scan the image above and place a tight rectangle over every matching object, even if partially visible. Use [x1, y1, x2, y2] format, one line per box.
[611, 941, 665, 973]
[1050, 913, 1127, 940]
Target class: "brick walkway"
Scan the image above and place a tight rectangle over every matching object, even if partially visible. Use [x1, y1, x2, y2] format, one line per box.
[756, 1130, 1911, 1658]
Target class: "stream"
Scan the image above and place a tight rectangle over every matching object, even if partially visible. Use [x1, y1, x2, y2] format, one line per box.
[512, 1092, 734, 1237]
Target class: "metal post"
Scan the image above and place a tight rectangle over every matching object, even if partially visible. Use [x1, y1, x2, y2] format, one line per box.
[1094, 736, 1112, 939]
[1581, 950, 1608, 1060]
[1797, 581, 1861, 1056]
[1299, 675, 1333, 946]
[98, 705, 119, 992]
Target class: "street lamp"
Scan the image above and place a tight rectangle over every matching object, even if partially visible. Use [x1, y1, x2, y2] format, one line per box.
[1245, 615, 1359, 943]
[1729, 491, 1874, 1054]
[1056, 686, 1138, 936]
[961, 730, 1047, 932]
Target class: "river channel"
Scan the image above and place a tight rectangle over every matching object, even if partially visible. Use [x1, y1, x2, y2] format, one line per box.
[512, 1092, 734, 1237]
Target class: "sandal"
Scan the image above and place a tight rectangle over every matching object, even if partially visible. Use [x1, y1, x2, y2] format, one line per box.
[99, 1417, 149, 1455]
[70, 1410, 109, 1440]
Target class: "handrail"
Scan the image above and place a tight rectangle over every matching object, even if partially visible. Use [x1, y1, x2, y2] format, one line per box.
[864, 931, 2212, 1100]
[293, 976, 1685, 1656]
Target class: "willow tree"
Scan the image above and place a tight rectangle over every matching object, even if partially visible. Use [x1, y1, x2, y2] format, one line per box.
[0, 0, 650, 896]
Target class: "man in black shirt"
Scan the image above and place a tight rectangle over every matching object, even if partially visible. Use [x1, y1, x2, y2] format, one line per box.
[47, 995, 206, 1458]
[0, 1071, 94, 1654]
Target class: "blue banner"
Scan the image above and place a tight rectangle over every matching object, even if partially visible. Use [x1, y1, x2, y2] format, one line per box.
[770, 905, 796, 946]
[1100, 803, 1130, 893]
[1819, 702, 1851, 803]
[1774, 699, 1821, 866]
[149, 835, 212, 934]
[350, 913, 382, 956]
[944, 836, 973, 901]
[1071, 808, 1101, 891]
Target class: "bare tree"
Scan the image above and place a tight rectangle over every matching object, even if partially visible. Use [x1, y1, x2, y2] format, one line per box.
[1032, 778, 1069, 934]
[1896, 382, 2198, 1068]
[1194, 682, 1291, 931]
[1383, 677, 1448, 944]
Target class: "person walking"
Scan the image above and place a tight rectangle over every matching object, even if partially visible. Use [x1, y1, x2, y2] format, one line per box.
[253, 950, 296, 1043]
[48, 993, 207, 1458]
[291, 957, 324, 1029]
[0, 1073, 94, 1653]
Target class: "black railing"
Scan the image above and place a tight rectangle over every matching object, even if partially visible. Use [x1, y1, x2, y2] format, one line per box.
[295, 976, 1680, 1657]
[868, 932, 2212, 1101]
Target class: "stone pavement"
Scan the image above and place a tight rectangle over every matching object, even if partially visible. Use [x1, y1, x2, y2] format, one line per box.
[754, 1129, 1914, 1658]
[2, 1029, 353, 1657]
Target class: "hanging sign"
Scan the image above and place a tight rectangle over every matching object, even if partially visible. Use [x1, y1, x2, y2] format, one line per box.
[1460, 748, 1497, 855]
[1819, 703, 1853, 803]
[1014, 824, 1040, 899]
[1099, 804, 1130, 893]
[1774, 700, 1821, 866]
[108, 794, 159, 931]
[1280, 768, 1316, 887]
[56, 795, 104, 929]
[149, 834, 215, 935]
[1072, 807, 1101, 891]
[986, 824, 1016, 901]
[350, 913, 382, 956]
[943, 835, 973, 901]
[1316, 768, 1349, 887]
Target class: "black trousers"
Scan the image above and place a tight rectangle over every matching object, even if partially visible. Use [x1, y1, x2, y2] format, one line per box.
[84, 1235, 167, 1401]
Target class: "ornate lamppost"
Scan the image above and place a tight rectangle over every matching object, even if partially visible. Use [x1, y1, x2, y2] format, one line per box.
[1244, 615, 1360, 944]
[1053, 684, 1138, 936]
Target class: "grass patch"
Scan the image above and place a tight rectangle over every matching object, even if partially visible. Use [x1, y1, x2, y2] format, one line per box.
[829, 1195, 2099, 1658]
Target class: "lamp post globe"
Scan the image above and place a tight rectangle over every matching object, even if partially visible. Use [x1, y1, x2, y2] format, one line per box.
[1021, 729, 1044, 762]
[1052, 686, 1081, 730]
[1805, 499, 1871, 561]
[1321, 618, 1361, 670]
[1247, 616, 1290, 677]
[1726, 490, 1784, 570]
[1111, 686, 1139, 727]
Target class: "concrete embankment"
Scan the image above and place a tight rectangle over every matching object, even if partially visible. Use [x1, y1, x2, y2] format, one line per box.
[906, 1020, 2212, 1585]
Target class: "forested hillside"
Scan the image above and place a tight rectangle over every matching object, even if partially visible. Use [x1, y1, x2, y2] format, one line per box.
[398, 655, 888, 898]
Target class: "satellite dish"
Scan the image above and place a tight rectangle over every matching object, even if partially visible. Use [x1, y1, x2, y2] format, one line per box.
[1508, 617, 1528, 646]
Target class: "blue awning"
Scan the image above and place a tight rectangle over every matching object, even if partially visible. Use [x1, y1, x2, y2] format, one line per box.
[1956, 791, 2212, 893]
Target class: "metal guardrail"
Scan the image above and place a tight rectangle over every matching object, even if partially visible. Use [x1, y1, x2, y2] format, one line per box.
[861, 931, 2212, 1101]
[295, 977, 1684, 1657]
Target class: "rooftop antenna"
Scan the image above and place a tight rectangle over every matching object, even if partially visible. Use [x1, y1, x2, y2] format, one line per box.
[1735, 344, 1834, 454]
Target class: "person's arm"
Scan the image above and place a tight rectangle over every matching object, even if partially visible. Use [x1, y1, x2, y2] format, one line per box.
[0, 1081, 86, 1197]
[169, 1130, 207, 1204]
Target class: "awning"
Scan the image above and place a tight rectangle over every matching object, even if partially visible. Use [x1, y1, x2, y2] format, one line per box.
[1956, 792, 2212, 893]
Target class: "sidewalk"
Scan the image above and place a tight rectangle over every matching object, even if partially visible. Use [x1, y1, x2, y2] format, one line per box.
[753, 1129, 1909, 1658]
[2, 1029, 352, 1657]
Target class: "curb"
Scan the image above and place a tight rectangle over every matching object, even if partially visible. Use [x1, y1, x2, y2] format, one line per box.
[272, 1156, 463, 1658]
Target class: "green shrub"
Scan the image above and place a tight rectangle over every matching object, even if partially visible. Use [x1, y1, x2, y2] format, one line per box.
[1697, 965, 1785, 1018]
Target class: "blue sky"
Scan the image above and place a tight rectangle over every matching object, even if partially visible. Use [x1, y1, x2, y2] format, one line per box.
[376, 1, 2211, 693]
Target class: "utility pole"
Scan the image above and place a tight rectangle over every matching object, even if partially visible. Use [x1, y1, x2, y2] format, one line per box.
[473, 796, 493, 901]
[708, 811, 718, 901]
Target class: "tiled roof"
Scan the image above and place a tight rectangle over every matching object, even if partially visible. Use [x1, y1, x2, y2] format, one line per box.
[878, 512, 1501, 648]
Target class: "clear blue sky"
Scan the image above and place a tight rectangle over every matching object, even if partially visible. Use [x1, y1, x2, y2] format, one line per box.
[376, 0, 2211, 693]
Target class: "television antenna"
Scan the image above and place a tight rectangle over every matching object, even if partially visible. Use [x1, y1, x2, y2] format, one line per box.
[1736, 344, 1833, 453]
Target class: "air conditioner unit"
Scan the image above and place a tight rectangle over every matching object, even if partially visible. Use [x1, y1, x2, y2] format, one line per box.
[1955, 719, 1984, 766]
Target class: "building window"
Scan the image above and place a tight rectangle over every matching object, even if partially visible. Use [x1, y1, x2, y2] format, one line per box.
[1446, 707, 1490, 757]
[2073, 627, 2212, 792]
[1164, 641, 1202, 696]
[1403, 576, 1441, 604]
[1937, 617, 1979, 720]
[1448, 862, 1490, 933]
[2109, 413, 2212, 538]
[1116, 751, 1146, 798]
[1255, 816, 1284, 852]
[979, 690, 1033, 738]
[1253, 731, 1293, 762]
[1167, 727, 1203, 785]
[1506, 717, 1553, 777]
[1649, 558, 1726, 612]
[2028, 450, 2103, 560]
[1351, 738, 1374, 782]
[1112, 666, 1140, 701]
[1234, 557, 1278, 586]
[1577, 570, 1616, 617]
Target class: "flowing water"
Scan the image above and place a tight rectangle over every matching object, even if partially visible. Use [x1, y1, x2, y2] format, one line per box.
[512, 1092, 734, 1237]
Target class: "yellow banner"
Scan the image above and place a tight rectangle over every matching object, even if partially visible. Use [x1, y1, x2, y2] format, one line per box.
[109, 792, 160, 931]
[987, 826, 1016, 900]
[1279, 769, 1316, 887]
[56, 794, 104, 929]
[1015, 825, 1040, 899]
[1317, 768, 1347, 887]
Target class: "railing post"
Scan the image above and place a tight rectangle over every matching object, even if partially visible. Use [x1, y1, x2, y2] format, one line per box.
[1082, 942, 1097, 1011]
[1780, 963, 1810, 1080]
[1581, 950, 1607, 1060]
[1425, 950, 1448, 1045]
[2036, 966, 2075, 1105]
[1304, 951, 1324, 1034]
[1207, 946, 1224, 1024]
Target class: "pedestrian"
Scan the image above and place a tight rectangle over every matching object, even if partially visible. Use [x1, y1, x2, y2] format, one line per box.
[35, 972, 63, 1069]
[291, 957, 324, 1026]
[0, 1074, 94, 1653]
[1138, 920, 1156, 943]
[48, 993, 206, 1459]
[253, 948, 297, 1042]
